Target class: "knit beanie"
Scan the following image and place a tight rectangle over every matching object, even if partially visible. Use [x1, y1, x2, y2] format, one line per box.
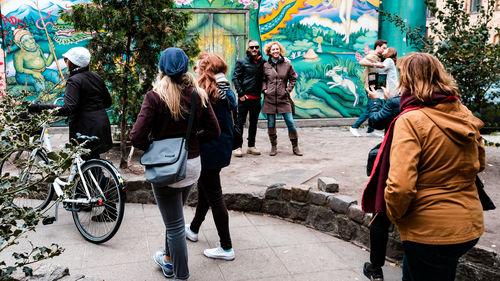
[159, 47, 189, 77]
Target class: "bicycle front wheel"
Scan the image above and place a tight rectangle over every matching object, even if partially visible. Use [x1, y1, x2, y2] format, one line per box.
[71, 160, 125, 243]
[0, 149, 54, 210]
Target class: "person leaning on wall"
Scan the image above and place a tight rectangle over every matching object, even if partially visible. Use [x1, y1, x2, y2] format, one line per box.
[261, 41, 301, 156]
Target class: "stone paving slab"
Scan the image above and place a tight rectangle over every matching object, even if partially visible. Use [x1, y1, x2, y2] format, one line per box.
[0, 203, 403, 281]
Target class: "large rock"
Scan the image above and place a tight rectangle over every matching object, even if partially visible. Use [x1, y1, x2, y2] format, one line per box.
[317, 177, 339, 193]
[288, 201, 310, 221]
[347, 204, 366, 224]
[261, 200, 289, 218]
[305, 205, 338, 234]
[225, 193, 263, 212]
[329, 195, 358, 214]
[264, 183, 286, 200]
[291, 185, 310, 202]
[307, 190, 332, 206]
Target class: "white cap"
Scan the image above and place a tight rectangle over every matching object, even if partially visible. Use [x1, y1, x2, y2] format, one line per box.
[62, 47, 91, 67]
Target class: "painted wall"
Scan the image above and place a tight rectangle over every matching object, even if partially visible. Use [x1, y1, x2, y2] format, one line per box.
[1, 0, 427, 119]
[1, 0, 91, 102]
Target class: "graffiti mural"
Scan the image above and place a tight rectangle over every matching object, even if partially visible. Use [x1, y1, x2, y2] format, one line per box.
[259, 0, 380, 118]
[1, 0, 91, 101]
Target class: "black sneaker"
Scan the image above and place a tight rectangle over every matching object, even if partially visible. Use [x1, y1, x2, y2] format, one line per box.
[363, 262, 384, 281]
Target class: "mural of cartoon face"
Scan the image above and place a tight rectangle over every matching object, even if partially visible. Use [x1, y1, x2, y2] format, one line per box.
[19, 34, 37, 52]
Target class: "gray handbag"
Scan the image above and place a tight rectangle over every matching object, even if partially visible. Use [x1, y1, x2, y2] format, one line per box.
[140, 92, 197, 186]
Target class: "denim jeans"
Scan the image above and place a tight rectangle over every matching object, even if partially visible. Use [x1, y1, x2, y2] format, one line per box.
[190, 168, 232, 250]
[235, 99, 261, 148]
[267, 113, 296, 132]
[152, 184, 193, 281]
[352, 97, 374, 133]
[403, 238, 478, 281]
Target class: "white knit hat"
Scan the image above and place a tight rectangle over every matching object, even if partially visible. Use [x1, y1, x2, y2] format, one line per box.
[62, 47, 91, 67]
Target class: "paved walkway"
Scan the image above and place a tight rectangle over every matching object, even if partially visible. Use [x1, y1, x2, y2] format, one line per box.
[2, 203, 402, 281]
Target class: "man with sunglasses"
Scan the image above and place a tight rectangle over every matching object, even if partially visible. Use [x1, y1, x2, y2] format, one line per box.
[231, 39, 265, 157]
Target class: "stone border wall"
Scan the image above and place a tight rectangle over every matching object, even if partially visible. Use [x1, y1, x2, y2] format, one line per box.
[125, 180, 499, 281]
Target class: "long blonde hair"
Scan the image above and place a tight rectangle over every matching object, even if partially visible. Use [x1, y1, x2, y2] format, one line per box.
[152, 71, 208, 121]
[398, 53, 460, 103]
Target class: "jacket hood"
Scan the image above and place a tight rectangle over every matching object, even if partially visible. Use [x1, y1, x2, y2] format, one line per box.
[420, 100, 484, 145]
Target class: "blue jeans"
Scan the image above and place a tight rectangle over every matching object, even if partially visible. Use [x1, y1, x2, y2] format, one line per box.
[352, 98, 374, 133]
[152, 184, 193, 281]
[15, 69, 61, 92]
[267, 113, 296, 132]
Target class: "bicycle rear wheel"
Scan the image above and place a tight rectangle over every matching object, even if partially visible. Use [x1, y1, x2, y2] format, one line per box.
[71, 160, 125, 243]
[0, 149, 54, 210]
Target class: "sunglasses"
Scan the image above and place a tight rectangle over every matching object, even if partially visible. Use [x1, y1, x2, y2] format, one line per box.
[248, 46, 259, 50]
[193, 65, 198, 71]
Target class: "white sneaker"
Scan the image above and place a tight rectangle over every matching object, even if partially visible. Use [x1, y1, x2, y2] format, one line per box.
[203, 243, 235, 261]
[350, 127, 361, 137]
[366, 131, 384, 137]
[185, 224, 198, 242]
[232, 147, 243, 157]
[247, 146, 261, 155]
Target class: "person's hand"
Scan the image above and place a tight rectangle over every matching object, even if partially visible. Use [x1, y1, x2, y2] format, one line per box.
[263, 90, 267, 94]
[374, 63, 384, 68]
[381, 86, 390, 101]
[239, 95, 247, 101]
[366, 85, 378, 100]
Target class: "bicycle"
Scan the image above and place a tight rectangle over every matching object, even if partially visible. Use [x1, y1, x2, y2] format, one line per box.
[0, 113, 126, 244]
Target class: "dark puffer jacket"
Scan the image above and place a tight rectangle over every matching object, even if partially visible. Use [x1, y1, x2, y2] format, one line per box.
[30, 66, 113, 155]
[200, 85, 237, 169]
[232, 51, 264, 98]
[368, 96, 401, 133]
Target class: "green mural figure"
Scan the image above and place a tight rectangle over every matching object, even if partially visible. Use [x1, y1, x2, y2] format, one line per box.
[13, 29, 61, 93]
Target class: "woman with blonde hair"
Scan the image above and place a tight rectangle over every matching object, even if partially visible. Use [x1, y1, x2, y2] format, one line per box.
[185, 53, 237, 261]
[376, 52, 485, 281]
[130, 48, 220, 280]
[261, 41, 301, 156]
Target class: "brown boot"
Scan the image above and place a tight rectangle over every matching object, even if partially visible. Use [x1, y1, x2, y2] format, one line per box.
[268, 127, 278, 156]
[288, 131, 303, 156]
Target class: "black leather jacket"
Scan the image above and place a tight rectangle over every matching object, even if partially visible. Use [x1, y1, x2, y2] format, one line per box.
[232, 51, 264, 98]
[368, 96, 401, 133]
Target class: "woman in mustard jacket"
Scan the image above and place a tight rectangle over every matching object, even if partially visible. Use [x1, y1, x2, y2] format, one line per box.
[384, 53, 485, 281]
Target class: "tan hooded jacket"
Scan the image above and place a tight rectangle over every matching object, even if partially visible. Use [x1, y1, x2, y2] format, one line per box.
[385, 100, 485, 245]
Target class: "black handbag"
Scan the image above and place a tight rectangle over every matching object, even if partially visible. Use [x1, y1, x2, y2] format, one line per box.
[366, 142, 381, 176]
[140, 92, 197, 186]
[475, 176, 496, 211]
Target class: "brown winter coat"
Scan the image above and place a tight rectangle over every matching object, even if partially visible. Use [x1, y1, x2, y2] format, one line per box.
[385, 100, 485, 245]
[261, 57, 298, 114]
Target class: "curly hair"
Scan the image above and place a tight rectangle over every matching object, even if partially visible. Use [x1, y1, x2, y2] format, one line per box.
[196, 53, 228, 104]
[398, 53, 460, 104]
[263, 41, 286, 57]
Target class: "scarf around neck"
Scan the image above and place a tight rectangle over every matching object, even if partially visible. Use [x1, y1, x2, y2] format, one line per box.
[361, 91, 458, 213]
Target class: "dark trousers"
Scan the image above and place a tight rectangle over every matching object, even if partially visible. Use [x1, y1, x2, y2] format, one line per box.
[152, 184, 193, 281]
[190, 168, 232, 250]
[235, 99, 261, 148]
[403, 239, 478, 281]
[352, 97, 374, 133]
[369, 212, 392, 268]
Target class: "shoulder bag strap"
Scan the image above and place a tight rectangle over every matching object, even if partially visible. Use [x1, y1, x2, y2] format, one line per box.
[184, 89, 198, 143]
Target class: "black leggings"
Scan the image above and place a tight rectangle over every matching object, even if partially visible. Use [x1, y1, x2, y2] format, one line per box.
[190, 168, 232, 250]
[369, 212, 392, 268]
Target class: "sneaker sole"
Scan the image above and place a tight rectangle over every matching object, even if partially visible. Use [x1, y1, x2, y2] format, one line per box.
[203, 252, 235, 261]
[186, 235, 198, 242]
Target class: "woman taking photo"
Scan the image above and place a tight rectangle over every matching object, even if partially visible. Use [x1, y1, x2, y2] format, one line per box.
[185, 53, 236, 261]
[130, 48, 220, 280]
[384, 53, 485, 281]
[261, 41, 301, 156]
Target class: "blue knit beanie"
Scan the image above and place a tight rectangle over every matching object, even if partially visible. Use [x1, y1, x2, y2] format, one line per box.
[159, 47, 189, 77]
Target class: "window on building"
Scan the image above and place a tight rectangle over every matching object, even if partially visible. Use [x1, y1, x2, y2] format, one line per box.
[427, 0, 436, 18]
[470, 0, 482, 13]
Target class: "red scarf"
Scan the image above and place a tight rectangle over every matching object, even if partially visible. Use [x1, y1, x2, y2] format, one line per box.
[361, 92, 458, 213]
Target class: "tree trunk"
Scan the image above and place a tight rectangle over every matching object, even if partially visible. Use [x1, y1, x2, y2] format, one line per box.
[119, 103, 128, 169]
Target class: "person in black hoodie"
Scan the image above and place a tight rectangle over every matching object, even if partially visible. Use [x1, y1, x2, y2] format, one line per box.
[231, 39, 265, 157]
[28, 47, 113, 159]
